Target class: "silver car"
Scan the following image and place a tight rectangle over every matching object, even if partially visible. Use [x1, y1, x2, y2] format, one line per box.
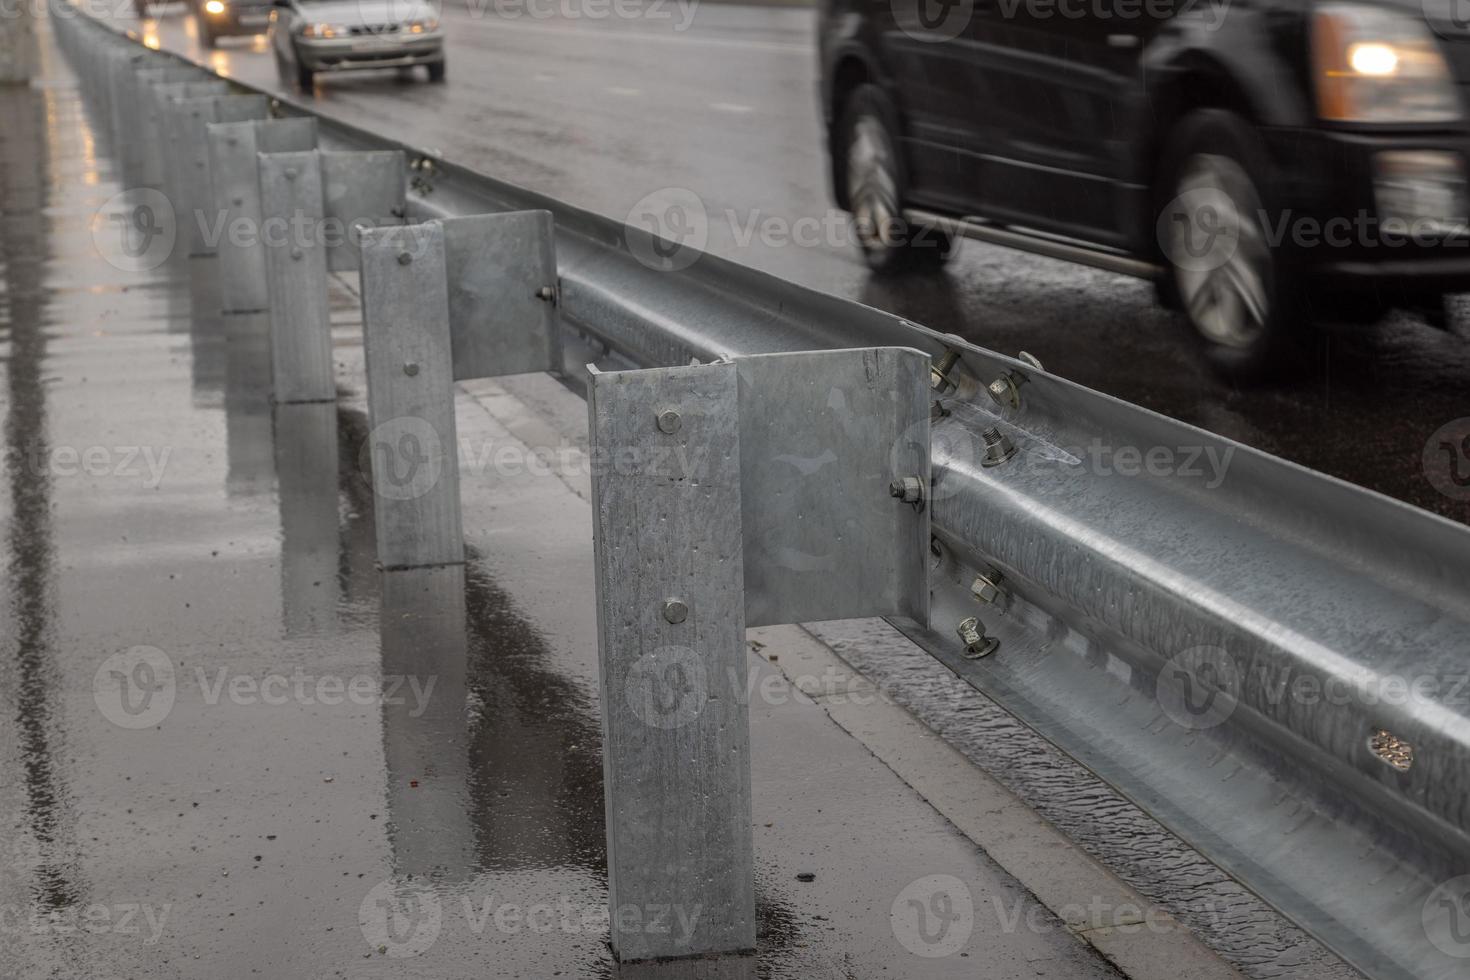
[269, 0, 445, 91]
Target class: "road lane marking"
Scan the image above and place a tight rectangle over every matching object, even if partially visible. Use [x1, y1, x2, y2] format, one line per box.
[710, 102, 753, 113]
[443, 10, 812, 54]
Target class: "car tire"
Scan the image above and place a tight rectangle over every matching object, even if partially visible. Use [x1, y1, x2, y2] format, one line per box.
[1156, 109, 1306, 383]
[836, 83, 953, 274]
[296, 60, 315, 92]
[426, 59, 446, 83]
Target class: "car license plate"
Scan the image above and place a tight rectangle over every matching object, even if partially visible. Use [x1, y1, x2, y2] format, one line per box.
[238, 12, 268, 24]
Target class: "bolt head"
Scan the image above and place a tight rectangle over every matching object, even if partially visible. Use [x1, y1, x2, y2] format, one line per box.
[289, 247, 303, 260]
[397, 251, 413, 266]
[889, 475, 924, 504]
[403, 362, 419, 377]
[662, 598, 689, 624]
[656, 409, 682, 435]
[284, 167, 298, 180]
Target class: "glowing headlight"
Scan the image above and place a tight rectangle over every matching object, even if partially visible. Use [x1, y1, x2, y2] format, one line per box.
[203, 0, 226, 13]
[406, 17, 438, 32]
[304, 22, 347, 37]
[1314, 2, 1461, 122]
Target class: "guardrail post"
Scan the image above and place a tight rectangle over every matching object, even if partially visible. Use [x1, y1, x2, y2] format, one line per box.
[587, 346, 930, 964]
[358, 222, 463, 569]
[256, 149, 405, 404]
[165, 94, 270, 257]
[356, 212, 559, 569]
[207, 118, 318, 314]
[588, 360, 754, 965]
[258, 151, 335, 404]
[149, 80, 226, 198]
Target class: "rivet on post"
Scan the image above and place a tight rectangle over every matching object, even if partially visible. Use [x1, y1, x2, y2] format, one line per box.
[662, 598, 689, 624]
[656, 408, 682, 434]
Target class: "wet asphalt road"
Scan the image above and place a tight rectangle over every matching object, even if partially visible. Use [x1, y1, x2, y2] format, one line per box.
[119, 0, 1470, 526]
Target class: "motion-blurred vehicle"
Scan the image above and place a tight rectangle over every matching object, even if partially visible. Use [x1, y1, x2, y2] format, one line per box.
[819, 0, 1470, 378]
[196, 0, 274, 48]
[268, 0, 445, 91]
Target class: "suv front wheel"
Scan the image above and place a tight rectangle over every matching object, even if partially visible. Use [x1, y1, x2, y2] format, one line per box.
[837, 83, 952, 274]
[1157, 109, 1304, 381]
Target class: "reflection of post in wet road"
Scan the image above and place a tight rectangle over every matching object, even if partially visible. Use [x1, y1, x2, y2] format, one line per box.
[379, 565, 475, 879]
[274, 402, 341, 637]
[0, 79, 82, 911]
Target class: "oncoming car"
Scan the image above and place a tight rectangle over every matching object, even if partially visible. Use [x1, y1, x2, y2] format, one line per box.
[818, 0, 1470, 379]
[269, 0, 445, 91]
[195, 0, 274, 48]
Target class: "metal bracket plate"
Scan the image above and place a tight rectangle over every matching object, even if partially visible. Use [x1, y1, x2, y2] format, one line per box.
[320, 150, 406, 272]
[736, 347, 931, 628]
[439, 211, 560, 381]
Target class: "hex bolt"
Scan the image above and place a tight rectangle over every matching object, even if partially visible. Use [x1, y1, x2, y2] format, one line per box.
[987, 369, 1028, 410]
[284, 167, 298, 180]
[971, 569, 1004, 604]
[889, 475, 924, 506]
[656, 409, 682, 434]
[403, 362, 419, 377]
[397, 251, 413, 266]
[957, 617, 999, 659]
[662, 598, 689, 624]
[536, 285, 555, 302]
[289, 247, 303, 261]
[981, 427, 1017, 467]
[931, 348, 961, 393]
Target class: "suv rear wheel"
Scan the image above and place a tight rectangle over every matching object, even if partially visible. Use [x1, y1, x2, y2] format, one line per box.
[1157, 109, 1304, 381]
[838, 83, 952, 274]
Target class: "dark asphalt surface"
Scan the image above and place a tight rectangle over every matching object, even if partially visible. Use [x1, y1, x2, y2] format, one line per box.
[120, 0, 1470, 527]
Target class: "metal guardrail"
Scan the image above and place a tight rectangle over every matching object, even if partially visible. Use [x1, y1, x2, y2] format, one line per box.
[50, 8, 1470, 978]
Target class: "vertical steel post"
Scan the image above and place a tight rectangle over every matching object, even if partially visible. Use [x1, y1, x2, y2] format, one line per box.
[258, 151, 335, 404]
[587, 362, 756, 965]
[208, 118, 318, 314]
[358, 222, 463, 570]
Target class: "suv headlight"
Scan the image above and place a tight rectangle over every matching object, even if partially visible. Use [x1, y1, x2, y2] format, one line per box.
[1313, 2, 1461, 122]
[304, 22, 348, 37]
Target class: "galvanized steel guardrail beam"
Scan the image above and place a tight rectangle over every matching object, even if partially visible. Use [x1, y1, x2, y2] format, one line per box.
[49, 8, 1470, 978]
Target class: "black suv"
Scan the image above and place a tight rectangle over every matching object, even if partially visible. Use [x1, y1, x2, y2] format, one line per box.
[819, 0, 1470, 377]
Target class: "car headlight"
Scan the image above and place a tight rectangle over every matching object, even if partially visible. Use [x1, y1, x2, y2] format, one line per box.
[406, 17, 438, 32]
[1313, 2, 1461, 122]
[304, 22, 347, 37]
[203, 0, 226, 13]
